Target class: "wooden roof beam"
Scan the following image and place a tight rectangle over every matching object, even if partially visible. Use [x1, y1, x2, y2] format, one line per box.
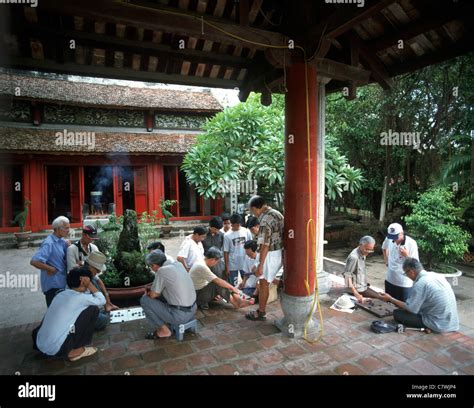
[5, 57, 241, 88]
[367, 2, 473, 52]
[312, 0, 397, 40]
[13, 23, 253, 70]
[36, 0, 289, 50]
[349, 34, 393, 90]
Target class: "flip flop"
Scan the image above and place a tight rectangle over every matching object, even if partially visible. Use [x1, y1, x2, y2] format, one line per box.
[69, 346, 97, 362]
[245, 310, 266, 321]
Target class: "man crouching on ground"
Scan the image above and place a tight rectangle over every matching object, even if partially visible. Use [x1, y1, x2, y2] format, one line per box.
[141, 250, 197, 339]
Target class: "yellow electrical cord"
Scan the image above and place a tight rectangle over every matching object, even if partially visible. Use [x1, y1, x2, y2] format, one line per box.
[124, 1, 324, 342]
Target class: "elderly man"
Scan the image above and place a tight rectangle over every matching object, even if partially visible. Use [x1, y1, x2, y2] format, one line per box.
[141, 250, 197, 339]
[30, 216, 70, 307]
[177, 226, 206, 272]
[382, 223, 419, 301]
[246, 195, 284, 321]
[32, 266, 105, 361]
[190, 247, 254, 310]
[344, 236, 383, 303]
[380, 258, 459, 333]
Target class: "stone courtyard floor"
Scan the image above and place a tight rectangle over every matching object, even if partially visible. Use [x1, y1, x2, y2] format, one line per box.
[0, 236, 473, 376]
[2, 289, 473, 376]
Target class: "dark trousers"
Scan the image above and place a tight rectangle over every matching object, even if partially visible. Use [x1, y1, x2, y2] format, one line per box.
[384, 280, 412, 302]
[393, 309, 426, 329]
[44, 288, 63, 307]
[32, 306, 99, 358]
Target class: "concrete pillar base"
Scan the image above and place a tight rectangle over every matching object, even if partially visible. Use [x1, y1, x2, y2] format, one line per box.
[274, 292, 321, 338]
[317, 270, 331, 296]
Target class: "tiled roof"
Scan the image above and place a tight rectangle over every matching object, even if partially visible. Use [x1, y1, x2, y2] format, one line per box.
[0, 73, 223, 112]
[0, 127, 197, 155]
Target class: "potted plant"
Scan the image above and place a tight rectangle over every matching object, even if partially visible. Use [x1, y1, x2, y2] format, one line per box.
[404, 187, 470, 283]
[97, 210, 155, 301]
[13, 199, 32, 249]
[159, 199, 177, 236]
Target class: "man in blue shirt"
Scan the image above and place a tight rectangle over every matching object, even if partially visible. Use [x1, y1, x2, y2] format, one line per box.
[380, 258, 459, 333]
[32, 266, 105, 361]
[30, 216, 70, 306]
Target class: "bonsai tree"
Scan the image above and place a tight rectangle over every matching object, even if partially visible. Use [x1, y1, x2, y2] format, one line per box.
[111, 209, 153, 287]
[160, 199, 177, 225]
[404, 187, 470, 270]
[13, 199, 31, 232]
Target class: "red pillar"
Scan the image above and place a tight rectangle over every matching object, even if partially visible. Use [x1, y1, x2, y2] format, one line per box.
[284, 63, 318, 297]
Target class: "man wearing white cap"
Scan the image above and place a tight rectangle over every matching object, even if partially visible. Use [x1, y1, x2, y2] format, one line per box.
[382, 223, 419, 301]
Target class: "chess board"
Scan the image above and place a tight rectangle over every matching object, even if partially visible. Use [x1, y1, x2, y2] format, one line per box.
[355, 298, 398, 317]
[110, 307, 146, 324]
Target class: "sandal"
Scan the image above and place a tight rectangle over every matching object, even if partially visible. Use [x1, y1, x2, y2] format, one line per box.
[245, 310, 266, 321]
[69, 346, 97, 362]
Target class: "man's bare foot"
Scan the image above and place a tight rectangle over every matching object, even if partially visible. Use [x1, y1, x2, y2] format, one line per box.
[156, 325, 172, 338]
[67, 346, 85, 359]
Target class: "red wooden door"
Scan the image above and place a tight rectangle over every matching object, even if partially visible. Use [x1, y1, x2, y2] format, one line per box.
[113, 166, 123, 216]
[1, 166, 13, 227]
[134, 167, 148, 215]
[70, 166, 83, 223]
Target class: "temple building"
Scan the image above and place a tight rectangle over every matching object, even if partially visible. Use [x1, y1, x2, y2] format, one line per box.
[0, 70, 224, 232]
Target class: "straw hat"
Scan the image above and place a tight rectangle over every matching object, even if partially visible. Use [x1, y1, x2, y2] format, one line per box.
[86, 250, 107, 272]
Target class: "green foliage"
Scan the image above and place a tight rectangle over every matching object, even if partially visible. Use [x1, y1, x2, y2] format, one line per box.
[182, 93, 363, 204]
[325, 137, 364, 201]
[138, 210, 161, 249]
[404, 187, 470, 269]
[97, 210, 155, 288]
[13, 199, 31, 232]
[326, 54, 474, 218]
[159, 200, 177, 225]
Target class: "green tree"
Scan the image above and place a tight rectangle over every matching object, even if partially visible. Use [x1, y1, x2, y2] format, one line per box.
[404, 188, 470, 269]
[182, 93, 364, 207]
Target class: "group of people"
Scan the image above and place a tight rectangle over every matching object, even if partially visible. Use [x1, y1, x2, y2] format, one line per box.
[29, 195, 285, 360]
[27, 197, 460, 363]
[30, 217, 118, 361]
[343, 223, 459, 333]
[141, 195, 285, 340]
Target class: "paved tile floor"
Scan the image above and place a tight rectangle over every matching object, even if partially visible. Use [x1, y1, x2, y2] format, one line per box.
[2, 289, 473, 376]
[1, 235, 473, 375]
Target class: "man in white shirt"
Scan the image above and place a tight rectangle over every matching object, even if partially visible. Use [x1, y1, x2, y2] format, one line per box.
[177, 226, 206, 272]
[382, 223, 419, 301]
[32, 267, 105, 361]
[224, 214, 253, 286]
